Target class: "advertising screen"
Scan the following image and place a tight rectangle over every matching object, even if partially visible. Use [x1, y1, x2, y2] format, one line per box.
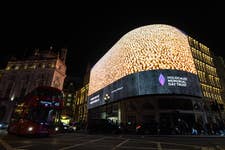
[88, 69, 202, 109]
[87, 24, 202, 109]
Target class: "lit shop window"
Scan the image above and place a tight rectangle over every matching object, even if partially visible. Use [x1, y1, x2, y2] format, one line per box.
[5, 66, 11, 70]
[24, 64, 28, 69]
[51, 63, 55, 68]
[15, 65, 20, 70]
[28, 64, 36, 69]
[42, 64, 46, 68]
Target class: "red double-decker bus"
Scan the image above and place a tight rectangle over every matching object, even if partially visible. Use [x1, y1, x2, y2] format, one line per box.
[8, 86, 64, 136]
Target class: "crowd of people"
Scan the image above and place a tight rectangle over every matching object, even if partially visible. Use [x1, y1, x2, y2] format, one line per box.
[190, 120, 225, 136]
[117, 118, 225, 136]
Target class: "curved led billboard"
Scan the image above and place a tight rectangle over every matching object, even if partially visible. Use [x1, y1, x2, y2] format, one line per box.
[88, 24, 202, 109]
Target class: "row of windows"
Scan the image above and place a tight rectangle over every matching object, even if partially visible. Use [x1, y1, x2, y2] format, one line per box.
[191, 48, 213, 65]
[188, 37, 210, 55]
[197, 70, 206, 82]
[78, 106, 87, 121]
[189, 37, 200, 49]
[78, 106, 87, 114]
[208, 75, 221, 88]
[201, 83, 220, 94]
[202, 91, 222, 103]
[198, 70, 221, 87]
[6, 63, 56, 71]
[76, 96, 88, 105]
[194, 59, 217, 76]
[4, 74, 51, 85]
[199, 43, 210, 55]
[76, 90, 88, 105]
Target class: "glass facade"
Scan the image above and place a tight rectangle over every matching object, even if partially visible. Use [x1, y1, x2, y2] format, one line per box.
[89, 24, 197, 96]
[87, 25, 224, 130]
[75, 84, 88, 123]
[188, 37, 223, 104]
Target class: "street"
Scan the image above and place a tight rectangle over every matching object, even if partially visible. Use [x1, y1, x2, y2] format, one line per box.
[1, 130, 225, 150]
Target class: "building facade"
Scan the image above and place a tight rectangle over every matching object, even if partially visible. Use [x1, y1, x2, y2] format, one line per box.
[73, 64, 90, 125]
[63, 81, 76, 118]
[213, 56, 225, 102]
[0, 48, 67, 122]
[87, 24, 224, 133]
[189, 37, 224, 121]
[0, 70, 3, 80]
[74, 84, 88, 125]
[213, 56, 225, 117]
[0, 48, 67, 101]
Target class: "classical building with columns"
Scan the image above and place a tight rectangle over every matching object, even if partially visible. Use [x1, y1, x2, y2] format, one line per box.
[0, 48, 67, 122]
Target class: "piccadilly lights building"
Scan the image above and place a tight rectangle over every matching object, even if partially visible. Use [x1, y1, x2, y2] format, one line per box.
[87, 24, 224, 131]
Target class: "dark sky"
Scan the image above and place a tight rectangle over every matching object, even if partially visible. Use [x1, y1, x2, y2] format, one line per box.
[1, 3, 224, 82]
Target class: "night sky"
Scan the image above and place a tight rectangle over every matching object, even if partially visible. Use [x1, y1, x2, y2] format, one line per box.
[0, 3, 224, 83]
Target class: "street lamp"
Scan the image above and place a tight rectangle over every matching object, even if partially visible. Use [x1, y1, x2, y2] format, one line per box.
[104, 94, 110, 120]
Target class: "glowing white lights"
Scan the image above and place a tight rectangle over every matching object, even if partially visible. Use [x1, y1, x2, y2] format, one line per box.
[10, 95, 15, 101]
[55, 127, 59, 131]
[28, 127, 33, 132]
[88, 24, 197, 96]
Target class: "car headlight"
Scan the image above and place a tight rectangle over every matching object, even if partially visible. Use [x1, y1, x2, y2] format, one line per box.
[55, 127, 59, 131]
[28, 127, 33, 131]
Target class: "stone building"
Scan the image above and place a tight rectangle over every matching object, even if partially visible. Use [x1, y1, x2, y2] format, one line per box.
[0, 48, 67, 122]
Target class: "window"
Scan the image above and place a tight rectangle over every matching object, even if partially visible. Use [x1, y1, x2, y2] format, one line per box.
[5, 66, 11, 70]
[24, 64, 28, 69]
[42, 64, 46, 68]
[15, 65, 20, 70]
[51, 63, 55, 68]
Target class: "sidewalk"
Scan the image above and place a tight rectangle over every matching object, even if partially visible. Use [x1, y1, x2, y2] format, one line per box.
[146, 134, 225, 138]
[70, 129, 225, 138]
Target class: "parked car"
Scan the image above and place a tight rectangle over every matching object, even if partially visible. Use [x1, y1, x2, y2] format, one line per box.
[68, 122, 81, 132]
[0, 122, 8, 130]
[60, 122, 80, 133]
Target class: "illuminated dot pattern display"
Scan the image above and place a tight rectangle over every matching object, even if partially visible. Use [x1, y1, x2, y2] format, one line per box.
[88, 24, 197, 96]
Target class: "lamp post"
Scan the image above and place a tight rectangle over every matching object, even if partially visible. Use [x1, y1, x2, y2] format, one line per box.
[104, 94, 110, 120]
